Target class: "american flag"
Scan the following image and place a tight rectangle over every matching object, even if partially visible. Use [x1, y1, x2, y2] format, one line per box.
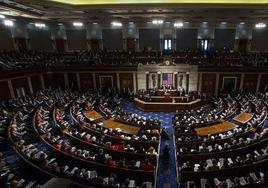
[162, 73, 173, 85]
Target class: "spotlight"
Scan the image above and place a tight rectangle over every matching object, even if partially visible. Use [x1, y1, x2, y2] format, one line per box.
[111, 21, 122, 27]
[4, 20, 13, 27]
[35, 23, 46, 28]
[73, 22, 83, 27]
[255, 23, 266, 29]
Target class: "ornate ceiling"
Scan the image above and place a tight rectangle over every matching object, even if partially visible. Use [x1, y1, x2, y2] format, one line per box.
[47, 0, 268, 5]
[0, 0, 267, 27]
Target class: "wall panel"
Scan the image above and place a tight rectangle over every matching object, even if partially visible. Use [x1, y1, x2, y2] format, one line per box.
[11, 77, 30, 97]
[201, 73, 216, 93]
[260, 74, 268, 92]
[214, 29, 236, 49]
[79, 73, 93, 92]
[0, 81, 10, 100]
[219, 74, 241, 93]
[43, 73, 65, 89]
[139, 29, 160, 50]
[68, 73, 78, 90]
[0, 24, 14, 50]
[66, 29, 87, 51]
[95, 73, 117, 89]
[176, 29, 198, 50]
[31, 75, 42, 93]
[251, 29, 268, 52]
[243, 74, 258, 93]
[119, 73, 133, 91]
[102, 29, 123, 50]
[28, 29, 53, 51]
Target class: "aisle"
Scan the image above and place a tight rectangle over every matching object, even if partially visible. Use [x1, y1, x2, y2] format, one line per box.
[156, 115, 178, 188]
[123, 101, 178, 188]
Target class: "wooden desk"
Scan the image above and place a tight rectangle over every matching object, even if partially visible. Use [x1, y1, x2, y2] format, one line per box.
[134, 98, 201, 112]
[156, 90, 177, 96]
[103, 119, 140, 135]
[83, 110, 103, 123]
[233, 112, 253, 125]
[195, 120, 236, 136]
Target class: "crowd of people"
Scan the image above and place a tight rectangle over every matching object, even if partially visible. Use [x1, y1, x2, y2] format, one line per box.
[180, 172, 266, 188]
[175, 93, 268, 187]
[72, 95, 160, 143]
[1, 50, 268, 70]
[1, 86, 268, 187]
[114, 112, 161, 128]
[0, 89, 160, 187]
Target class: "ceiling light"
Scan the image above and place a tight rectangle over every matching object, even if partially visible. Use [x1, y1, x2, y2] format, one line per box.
[92, 22, 98, 25]
[73, 22, 83, 27]
[240, 22, 245, 25]
[35, 23, 46, 28]
[4, 20, 13, 27]
[174, 22, 183, 28]
[202, 21, 208, 24]
[129, 22, 134, 24]
[255, 22, 266, 29]
[111, 21, 122, 27]
[221, 22, 227, 24]
[152, 19, 163, 25]
[0, 14, 5, 19]
[58, 23, 63, 26]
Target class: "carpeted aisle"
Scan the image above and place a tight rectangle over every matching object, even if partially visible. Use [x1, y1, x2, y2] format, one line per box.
[122, 100, 178, 188]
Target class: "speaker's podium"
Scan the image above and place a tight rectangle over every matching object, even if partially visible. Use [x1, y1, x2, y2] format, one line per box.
[164, 92, 171, 101]
[162, 56, 173, 66]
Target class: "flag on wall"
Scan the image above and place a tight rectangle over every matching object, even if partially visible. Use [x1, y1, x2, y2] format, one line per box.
[162, 73, 173, 85]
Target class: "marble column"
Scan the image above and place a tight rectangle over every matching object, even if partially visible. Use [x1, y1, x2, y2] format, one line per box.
[133, 72, 137, 93]
[215, 73, 220, 96]
[186, 72, 190, 94]
[198, 73, 203, 93]
[146, 72, 149, 91]
[64, 72, 69, 88]
[239, 73, 245, 92]
[92, 73, 97, 90]
[40, 75, 45, 89]
[76, 73, 81, 91]
[8, 80, 15, 98]
[174, 72, 178, 89]
[116, 73, 120, 90]
[256, 74, 262, 95]
[157, 72, 161, 88]
[27, 76, 33, 94]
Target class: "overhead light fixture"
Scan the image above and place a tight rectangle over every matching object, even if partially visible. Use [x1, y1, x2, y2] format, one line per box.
[111, 21, 122, 27]
[92, 22, 98, 25]
[221, 22, 227, 24]
[129, 22, 134, 24]
[202, 21, 208, 24]
[58, 23, 63, 26]
[174, 22, 183, 28]
[240, 22, 245, 25]
[35, 23, 46, 28]
[0, 14, 5, 19]
[152, 19, 163, 25]
[4, 20, 13, 27]
[255, 22, 266, 29]
[73, 22, 83, 27]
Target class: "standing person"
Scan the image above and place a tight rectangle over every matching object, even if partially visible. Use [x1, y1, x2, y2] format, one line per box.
[162, 144, 170, 161]
[161, 128, 169, 140]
